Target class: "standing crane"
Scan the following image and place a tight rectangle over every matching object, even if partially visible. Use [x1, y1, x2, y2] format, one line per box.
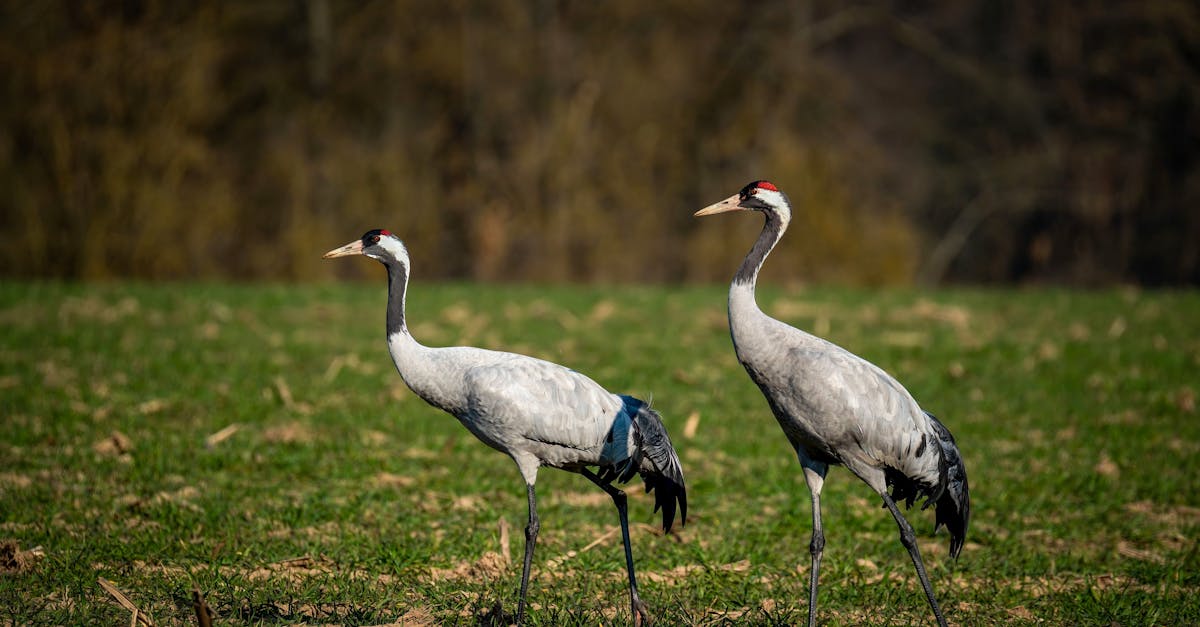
[324, 230, 686, 626]
[695, 182, 970, 627]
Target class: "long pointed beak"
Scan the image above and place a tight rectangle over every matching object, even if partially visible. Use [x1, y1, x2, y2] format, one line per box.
[323, 239, 364, 259]
[694, 193, 744, 217]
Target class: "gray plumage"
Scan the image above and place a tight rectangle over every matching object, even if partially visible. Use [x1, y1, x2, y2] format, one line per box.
[696, 182, 970, 627]
[324, 229, 685, 626]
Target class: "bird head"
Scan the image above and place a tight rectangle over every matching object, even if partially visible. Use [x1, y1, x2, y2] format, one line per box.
[323, 229, 410, 267]
[694, 180, 790, 222]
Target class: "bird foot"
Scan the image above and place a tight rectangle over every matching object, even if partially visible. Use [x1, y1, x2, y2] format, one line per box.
[478, 600, 512, 626]
[632, 598, 652, 627]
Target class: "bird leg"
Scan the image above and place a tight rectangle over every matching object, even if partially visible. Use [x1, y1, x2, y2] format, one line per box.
[582, 469, 651, 626]
[516, 483, 540, 626]
[880, 492, 948, 627]
[806, 492, 825, 627]
[800, 461, 827, 627]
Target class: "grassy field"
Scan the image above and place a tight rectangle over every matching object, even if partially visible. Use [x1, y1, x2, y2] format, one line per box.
[1, 280, 1198, 625]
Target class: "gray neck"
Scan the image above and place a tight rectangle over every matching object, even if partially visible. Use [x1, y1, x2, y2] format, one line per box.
[385, 260, 409, 337]
[734, 210, 786, 288]
[729, 210, 793, 352]
[381, 259, 448, 411]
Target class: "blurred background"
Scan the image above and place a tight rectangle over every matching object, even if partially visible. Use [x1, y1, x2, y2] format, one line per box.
[2, 0, 1197, 286]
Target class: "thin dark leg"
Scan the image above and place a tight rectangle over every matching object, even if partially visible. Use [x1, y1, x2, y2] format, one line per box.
[516, 483, 539, 626]
[583, 469, 651, 626]
[800, 461, 827, 627]
[806, 490, 824, 627]
[881, 492, 948, 627]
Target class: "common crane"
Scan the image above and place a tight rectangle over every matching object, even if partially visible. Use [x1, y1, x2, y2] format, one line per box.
[695, 182, 970, 626]
[324, 230, 686, 625]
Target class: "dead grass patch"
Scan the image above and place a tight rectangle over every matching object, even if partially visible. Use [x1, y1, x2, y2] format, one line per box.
[278, 377, 316, 415]
[641, 559, 750, 585]
[1124, 499, 1200, 526]
[947, 571, 1189, 598]
[427, 551, 510, 583]
[1093, 454, 1120, 479]
[136, 399, 169, 415]
[242, 600, 355, 622]
[93, 431, 133, 457]
[392, 606, 438, 626]
[451, 494, 482, 512]
[1006, 605, 1038, 621]
[244, 555, 337, 583]
[131, 560, 189, 578]
[374, 471, 416, 489]
[37, 359, 77, 389]
[265, 520, 344, 542]
[361, 428, 390, 446]
[0, 472, 33, 489]
[120, 486, 203, 513]
[1116, 540, 1165, 564]
[0, 539, 44, 573]
[204, 423, 240, 448]
[262, 421, 314, 444]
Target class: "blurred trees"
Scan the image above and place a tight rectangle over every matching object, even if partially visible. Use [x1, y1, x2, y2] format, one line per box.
[1, 0, 1196, 285]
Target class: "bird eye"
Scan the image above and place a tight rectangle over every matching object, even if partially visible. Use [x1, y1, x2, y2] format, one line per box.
[372, 235, 380, 244]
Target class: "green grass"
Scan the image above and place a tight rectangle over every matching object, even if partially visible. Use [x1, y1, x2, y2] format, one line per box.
[1, 280, 1198, 625]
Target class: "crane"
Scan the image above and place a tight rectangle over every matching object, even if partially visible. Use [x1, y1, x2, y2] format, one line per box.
[695, 181, 970, 627]
[324, 229, 686, 626]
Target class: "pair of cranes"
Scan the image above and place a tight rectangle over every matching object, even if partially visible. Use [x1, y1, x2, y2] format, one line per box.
[323, 180, 971, 626]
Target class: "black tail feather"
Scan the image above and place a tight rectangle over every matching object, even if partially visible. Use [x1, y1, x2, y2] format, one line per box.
[885, 413, 971, 558]
[928, 413, 970, 559]
[625, 398, 687, 532]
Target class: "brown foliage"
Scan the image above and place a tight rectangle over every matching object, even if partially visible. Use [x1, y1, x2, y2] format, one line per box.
[1, 2, 1196, 284]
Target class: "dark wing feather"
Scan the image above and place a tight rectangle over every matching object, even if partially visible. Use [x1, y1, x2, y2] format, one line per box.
[624, 396, 687, 532]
